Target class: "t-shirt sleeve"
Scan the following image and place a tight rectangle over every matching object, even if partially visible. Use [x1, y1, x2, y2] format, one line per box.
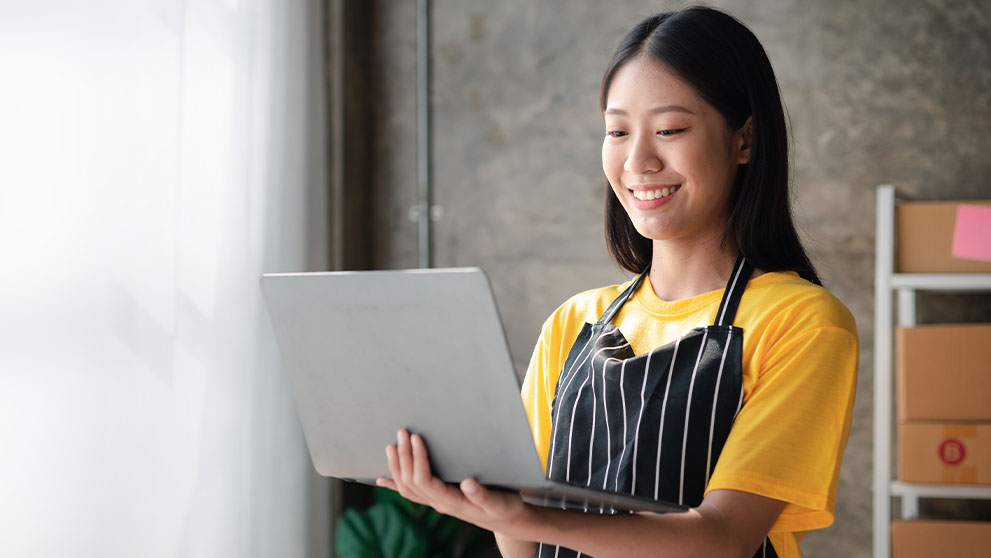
[704, 322, 859, 533]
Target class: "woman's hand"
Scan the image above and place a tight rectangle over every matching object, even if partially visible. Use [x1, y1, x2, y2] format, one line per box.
[374, 431, 785, 558]
[375, 429, 534, 538]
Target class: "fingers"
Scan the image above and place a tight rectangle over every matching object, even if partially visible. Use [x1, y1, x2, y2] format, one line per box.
[386, 430, 417, 502]
[388, 429, 445, 507]
[376, 477, 397, 490]
[396, 429, 414, 487]
[460, 478, 491, 510]
[461, 478, 527, 522]
[385, 442, 402, 486]
[410, 432, 433, 484]
[460, 478, 482, 499]
[411, 434, 466, 509]
[382, 432, 528, 533]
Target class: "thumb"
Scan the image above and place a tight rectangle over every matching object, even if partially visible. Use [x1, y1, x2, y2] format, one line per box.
[461, 478, 518, 518]
[460, 478, 493, 509]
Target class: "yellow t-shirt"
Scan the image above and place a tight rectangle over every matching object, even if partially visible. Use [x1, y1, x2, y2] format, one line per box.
[521, 271, 858, 558]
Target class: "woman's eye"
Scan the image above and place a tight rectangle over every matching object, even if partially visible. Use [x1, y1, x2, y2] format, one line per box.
[607, 130, 628, 138]
[658, 128, 687, 137]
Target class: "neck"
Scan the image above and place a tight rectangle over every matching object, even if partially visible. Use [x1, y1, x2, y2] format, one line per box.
[648, 236, 739, 302]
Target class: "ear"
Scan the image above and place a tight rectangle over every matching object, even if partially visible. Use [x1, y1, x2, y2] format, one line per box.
[736, 116, 753, 164]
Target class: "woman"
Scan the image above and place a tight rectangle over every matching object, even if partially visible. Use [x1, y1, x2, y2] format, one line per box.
[377, 7, 858, 557]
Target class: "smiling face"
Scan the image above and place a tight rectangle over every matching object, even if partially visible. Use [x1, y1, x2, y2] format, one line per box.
[602, 54, 751, 249]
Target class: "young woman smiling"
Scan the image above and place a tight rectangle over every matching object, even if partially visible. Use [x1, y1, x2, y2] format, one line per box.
[378, 7, 858, 558]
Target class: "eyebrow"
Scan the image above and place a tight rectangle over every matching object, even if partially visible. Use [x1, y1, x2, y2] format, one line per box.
[604, 105, 695, 116]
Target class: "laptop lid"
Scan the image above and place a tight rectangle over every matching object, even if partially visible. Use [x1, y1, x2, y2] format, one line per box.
[260, 267, 548, 488]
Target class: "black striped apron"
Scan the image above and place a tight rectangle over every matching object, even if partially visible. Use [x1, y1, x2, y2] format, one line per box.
[538, 255, 777, 558]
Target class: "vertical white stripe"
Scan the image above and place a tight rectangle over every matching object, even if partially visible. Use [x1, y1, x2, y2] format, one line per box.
[733, 380, 744, 421]
[679, 330, 709, 505]
[553, 333, 595, 417]
[653, 338, 680, 500]
[717, 258, 746, 325]
[560, 332, 597, 389]
[548, 333, 596, 477]
[705, 331, 733, 484]
[614, 358, 629, 492]
[585, 354, 603, 487]
[565, 357, 595, 482]
[564, 344, 627, 481]
[601, 359, 623, 489]
[629, 349, 652, 494]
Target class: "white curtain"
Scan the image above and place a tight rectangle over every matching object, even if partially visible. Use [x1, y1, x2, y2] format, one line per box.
[0, 1, 331, 556]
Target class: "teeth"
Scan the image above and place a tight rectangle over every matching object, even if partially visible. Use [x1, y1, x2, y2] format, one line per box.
[633, 186, 679, 201]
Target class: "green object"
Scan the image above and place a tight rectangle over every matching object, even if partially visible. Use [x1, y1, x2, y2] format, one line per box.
[335, 488, 495, 558]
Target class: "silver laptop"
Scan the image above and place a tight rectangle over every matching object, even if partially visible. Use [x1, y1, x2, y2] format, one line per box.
[260, 267, 686, 514]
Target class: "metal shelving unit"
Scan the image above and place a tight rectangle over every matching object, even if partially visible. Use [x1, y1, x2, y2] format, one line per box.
[872, 184, 991, 558]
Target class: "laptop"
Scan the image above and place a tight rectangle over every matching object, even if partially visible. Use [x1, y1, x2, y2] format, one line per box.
[260, 267, 686, 514]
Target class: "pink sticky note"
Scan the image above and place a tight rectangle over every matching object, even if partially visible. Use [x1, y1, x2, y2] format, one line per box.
[951, 204, 991, 262]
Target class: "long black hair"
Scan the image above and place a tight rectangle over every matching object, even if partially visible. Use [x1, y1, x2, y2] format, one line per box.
[601, 6, 821, 285]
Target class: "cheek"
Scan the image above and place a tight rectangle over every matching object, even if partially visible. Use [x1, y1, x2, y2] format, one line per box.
[601, 142, 624, 183]
[676, 143, 714, 184]
[682, 131, 736, 183]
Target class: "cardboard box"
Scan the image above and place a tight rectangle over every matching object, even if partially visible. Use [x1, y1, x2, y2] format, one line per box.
[891, 520, 991, 558]
[898, 422, 991, 484]
[897, 324, 991, 421]
[896, 200, 991, 273]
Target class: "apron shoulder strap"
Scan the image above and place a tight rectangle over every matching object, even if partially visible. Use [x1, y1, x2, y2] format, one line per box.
[596, 254, 753, 328]
[596, 264, 651, 326]
[713, 254, 754, 327]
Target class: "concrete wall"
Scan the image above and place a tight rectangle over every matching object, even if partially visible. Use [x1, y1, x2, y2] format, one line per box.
[364, 1, 991, 555]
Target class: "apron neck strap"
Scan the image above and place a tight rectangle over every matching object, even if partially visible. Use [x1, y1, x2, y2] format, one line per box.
[713, 253, 753, 327]
[596, 264, 651, 326]
[595, 254, 753, 327]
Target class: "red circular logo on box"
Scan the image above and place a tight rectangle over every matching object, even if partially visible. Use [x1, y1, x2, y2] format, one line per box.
[938, 438, 967, 466]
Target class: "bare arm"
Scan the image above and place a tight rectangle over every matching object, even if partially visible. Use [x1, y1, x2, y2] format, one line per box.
[379, 431, 786, 558]
[500, 489, 783, 558]
[494, 532, 536, 558]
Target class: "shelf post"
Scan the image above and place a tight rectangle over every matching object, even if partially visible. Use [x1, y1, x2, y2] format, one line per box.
[900, 494, 919, 519]
[896, 289, 916, 328]
[874, 185, 896, 558]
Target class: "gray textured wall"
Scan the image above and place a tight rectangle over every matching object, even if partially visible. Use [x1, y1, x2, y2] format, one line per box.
[365, 1, 991, 555]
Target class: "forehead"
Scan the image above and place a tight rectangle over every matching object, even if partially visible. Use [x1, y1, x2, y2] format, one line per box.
[605, 55, 705, 114]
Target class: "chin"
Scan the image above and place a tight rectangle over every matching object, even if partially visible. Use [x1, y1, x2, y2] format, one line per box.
[629, 219, 672, 241]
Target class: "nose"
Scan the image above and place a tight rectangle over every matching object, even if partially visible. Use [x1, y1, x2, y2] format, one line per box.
[624, 132, 663, 174]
